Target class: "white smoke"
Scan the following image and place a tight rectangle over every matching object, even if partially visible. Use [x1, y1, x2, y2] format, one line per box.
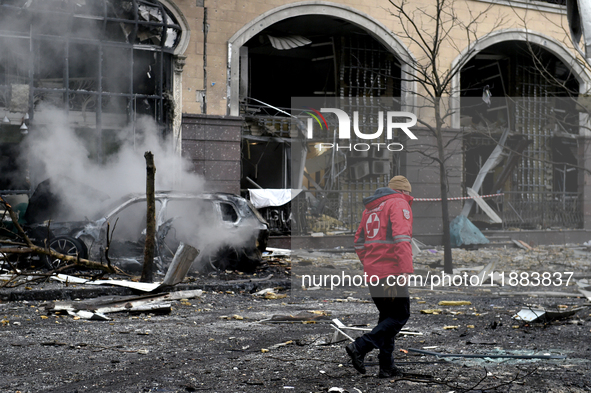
[26, 107, 205, 219]
[23, 107, 261, 270]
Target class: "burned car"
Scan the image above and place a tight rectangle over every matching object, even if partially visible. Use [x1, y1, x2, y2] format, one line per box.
[27, 192, 269, 273]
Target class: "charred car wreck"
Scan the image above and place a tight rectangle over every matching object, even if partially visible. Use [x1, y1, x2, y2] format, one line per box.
[24, 191, 269, 274]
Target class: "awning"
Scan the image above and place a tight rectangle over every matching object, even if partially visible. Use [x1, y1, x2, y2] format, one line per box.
[248, 189, 303, 208]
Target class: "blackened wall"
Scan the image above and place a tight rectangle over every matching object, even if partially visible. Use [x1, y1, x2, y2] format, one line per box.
[181, 114, 243, 194]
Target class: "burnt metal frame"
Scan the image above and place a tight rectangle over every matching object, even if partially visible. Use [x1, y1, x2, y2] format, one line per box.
[0, 0, 180, 162]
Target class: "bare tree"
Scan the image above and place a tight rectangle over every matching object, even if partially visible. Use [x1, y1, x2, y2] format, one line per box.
[141, 151, 156, 283]
[387, 0, 506, 272]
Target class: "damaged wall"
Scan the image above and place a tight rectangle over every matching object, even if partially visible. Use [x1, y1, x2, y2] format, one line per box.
[181, 114, 242, 194]
[3, 0, 591, 241]
[0, 0, 192, 195]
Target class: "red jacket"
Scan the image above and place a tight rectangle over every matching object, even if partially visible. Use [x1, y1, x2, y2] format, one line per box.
[354, 188, 414, 280]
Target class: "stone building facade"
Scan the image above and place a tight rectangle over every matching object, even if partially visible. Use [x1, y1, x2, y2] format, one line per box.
[2, 0, 590, 241]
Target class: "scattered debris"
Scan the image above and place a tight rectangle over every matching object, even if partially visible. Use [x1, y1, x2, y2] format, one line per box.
[408, 348, 566, 359]
[466, 338, 496, 345]
[498, 291, 583, 297]
[67, 310, 111, 321]
[264, 248, 292, 257]
[512, 306, 586, 323]
[50, 244, 197, 292]
[438, 301, 472, 306]
[252, 287, 287, 299]
[512, 239, 533, 250]
[329, 324, 355, 343]
[420, 309, 442, 314]
[476, 260, 497, 285]
[269, 340, 294, 349]
[329, 318, 422, 340]
[160, 243, 199, 287]
[260, 311, 331, 324]
[45, 289, 202, 317]
[228, 273, 274, 284]
[253, 288, 275, 296]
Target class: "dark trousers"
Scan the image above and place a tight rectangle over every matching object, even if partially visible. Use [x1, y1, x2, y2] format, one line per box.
[353, 281, 410, 368]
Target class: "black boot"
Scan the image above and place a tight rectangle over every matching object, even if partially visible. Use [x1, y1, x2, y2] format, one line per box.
[378, 364, 403, 378]
[345, 343, 366, 374]
[378, 355, 403, 378]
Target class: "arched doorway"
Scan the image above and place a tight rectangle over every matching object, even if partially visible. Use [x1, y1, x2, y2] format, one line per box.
[227, 2, 416, 235]
[228, 2, 415, 117]
[456, 32, 588, 229]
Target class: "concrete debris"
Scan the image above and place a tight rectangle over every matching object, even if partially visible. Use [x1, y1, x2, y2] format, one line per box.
[476, 260, 497, 285]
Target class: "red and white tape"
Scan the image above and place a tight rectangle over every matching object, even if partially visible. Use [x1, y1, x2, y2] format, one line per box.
[414, 193, 504, 202]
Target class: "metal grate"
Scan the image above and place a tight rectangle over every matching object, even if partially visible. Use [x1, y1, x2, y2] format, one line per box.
[515, 65, 553, 195]
[501, 191, 582, 229]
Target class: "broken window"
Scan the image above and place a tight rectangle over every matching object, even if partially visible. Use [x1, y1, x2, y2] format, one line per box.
[239, 16, 404, 234]
[219, 202, 239, 223]
[0, 0, 182, 190]
[460, 41, 582, 228]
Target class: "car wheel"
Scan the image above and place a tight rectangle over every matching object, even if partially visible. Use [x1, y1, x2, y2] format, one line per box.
[44, 236, 88, 270]
[207, 246, 240, 271]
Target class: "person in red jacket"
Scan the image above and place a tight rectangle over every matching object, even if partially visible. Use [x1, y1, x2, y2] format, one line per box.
[346, 175, 413, 378]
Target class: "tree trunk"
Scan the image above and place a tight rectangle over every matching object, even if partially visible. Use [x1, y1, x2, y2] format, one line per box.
[435, 102, 453, 274]
[141, 151, 156, 283]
